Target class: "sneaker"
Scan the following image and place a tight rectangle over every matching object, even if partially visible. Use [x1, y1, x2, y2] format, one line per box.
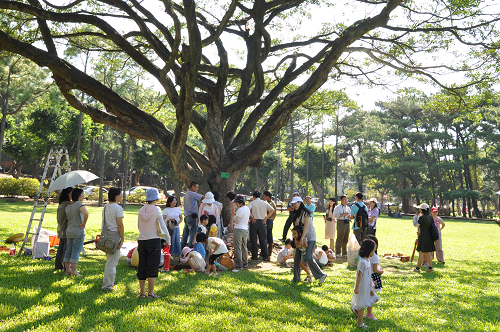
[209, 272, 218, 277]
[413, 267, 421, 272]
[426, 267, 434, 273]
[366, 314, 378, 321]
[232, 269, 239, 273]
[318, 274, 327, 285]
[304, 275, 313, 283]
[422, 263, 429, 268]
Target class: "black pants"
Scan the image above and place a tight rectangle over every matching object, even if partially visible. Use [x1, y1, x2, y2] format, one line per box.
[137, 238, 161, 280]
[281, 214, 293, 240]
[55, 238, 67, 270]
[249, 220, 269, 259]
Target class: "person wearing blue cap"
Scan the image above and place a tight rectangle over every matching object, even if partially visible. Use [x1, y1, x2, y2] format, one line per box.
[137, 188, 169, 299]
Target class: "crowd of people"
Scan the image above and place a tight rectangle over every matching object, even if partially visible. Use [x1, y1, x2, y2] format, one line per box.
[54, 183, 452, 328]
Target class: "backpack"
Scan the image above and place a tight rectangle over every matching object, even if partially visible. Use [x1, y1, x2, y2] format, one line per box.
[430, 221, 440, 241]
[354, 202, 368, 228]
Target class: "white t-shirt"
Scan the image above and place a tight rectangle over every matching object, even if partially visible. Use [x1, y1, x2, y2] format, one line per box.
[163, 207, 182, 228]
[277, 247, 291, 263]
[103, 203, 124, 232]
[369, 253, 380, 271]
[315, 248, 328, 265]
[234, 205, 250, 230]
[208, 237, 228, 255]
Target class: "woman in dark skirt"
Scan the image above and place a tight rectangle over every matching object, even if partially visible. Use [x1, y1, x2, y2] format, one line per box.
[413, 203, 435, 273]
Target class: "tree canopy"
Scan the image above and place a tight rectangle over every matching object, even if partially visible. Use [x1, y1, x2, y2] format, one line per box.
[1, 0, 499, 200]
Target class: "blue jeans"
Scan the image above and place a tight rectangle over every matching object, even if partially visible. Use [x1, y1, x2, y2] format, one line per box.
[180, 214, 197, 248]
[293, 240, 325, 282]
[282, 214, 293, 240]
[63, 234, 85, 264]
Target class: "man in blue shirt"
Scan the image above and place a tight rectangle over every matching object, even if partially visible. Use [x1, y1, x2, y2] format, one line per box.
[304, 196, 316, 219]
[349, 192, 368, 245]
[180, 182, 204, 248]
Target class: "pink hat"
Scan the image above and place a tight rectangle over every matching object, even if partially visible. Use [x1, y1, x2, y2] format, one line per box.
[431, 207, 439, 212]
[181, 247, 193, 258]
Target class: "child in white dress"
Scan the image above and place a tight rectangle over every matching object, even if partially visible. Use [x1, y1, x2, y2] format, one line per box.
[351, 238, 380, 328]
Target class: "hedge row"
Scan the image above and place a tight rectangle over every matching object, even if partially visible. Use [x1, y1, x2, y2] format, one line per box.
[0, 177, 40, 198]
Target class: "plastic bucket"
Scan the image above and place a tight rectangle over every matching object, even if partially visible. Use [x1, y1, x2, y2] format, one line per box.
[49, 236, 60, 247]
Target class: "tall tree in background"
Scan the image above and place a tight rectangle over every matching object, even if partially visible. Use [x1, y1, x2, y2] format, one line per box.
[1, 0, 500, 221]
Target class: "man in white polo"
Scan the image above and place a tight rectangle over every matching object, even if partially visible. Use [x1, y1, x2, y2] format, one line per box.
[248, 191, 275, 261]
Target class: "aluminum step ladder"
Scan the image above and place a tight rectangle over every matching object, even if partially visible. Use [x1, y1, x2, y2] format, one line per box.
[18, 146, 71, 258]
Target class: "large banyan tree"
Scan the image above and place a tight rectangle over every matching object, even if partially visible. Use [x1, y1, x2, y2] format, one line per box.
[1, 0, 499, 211]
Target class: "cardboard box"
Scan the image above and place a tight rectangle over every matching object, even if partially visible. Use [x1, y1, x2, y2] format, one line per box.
[33, 242, 50, 258]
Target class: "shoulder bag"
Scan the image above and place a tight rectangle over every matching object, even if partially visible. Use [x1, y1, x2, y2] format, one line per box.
[96, 205, 122, 254]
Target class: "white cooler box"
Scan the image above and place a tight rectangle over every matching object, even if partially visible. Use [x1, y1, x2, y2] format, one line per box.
[32, 242, 50, 258]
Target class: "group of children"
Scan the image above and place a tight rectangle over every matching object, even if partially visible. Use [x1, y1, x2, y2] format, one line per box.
[177, 216, 228, 277]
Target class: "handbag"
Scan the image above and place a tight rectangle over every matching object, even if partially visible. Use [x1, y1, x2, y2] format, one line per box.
[430, 221, 440, 241]
[96, 205, 121, 254]
[219, 253, 234, 270]
[371, 273, 382, 289]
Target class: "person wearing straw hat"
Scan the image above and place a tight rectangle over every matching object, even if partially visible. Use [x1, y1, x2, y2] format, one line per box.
[137, 188, 169, 298]
[413, 203, 435, 273]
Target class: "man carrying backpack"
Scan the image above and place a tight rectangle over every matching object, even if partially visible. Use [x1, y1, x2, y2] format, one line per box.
[349, 192, 368, 245]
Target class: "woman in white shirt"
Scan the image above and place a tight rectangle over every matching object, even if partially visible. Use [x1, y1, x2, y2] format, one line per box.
[163, 196, 183, 256]
[230, 196, 250, 269]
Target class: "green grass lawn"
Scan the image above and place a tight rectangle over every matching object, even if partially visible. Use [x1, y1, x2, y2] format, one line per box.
[0, 199, 499, 331]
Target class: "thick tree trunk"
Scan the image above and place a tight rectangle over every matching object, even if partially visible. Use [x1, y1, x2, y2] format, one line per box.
[311, 179, 325, 212]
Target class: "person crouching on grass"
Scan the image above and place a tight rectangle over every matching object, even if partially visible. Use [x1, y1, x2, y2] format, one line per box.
[202, 236, 228, 277]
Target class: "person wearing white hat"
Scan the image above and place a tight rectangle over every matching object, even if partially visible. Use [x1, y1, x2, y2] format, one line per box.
[413, 203, 435, 273]
[198, 192, 220, 237]
[290, 196, 327, 285]
[367, 198, 379, 236]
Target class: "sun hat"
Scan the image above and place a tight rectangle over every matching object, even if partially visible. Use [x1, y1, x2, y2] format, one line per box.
[181, 247, 193, 258]
[290, 196, 303, 204]
[416, 203, 430, 210]
[367, 198, 378, 203]
[202, 191, 215, 204]
[145, 188, 161, 201]
[431, 206, 439, 212]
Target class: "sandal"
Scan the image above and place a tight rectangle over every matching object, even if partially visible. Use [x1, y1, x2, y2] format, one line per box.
[304, 275, 313, 283]
[148, 294, 160, 299]
[366, 314, 378, 321]
[426, 267, 434, 273]
[71, 272, 82, 277]
[140, 294, 147, 299]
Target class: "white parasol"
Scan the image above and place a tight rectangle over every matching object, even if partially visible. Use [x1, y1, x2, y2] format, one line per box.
[49, 170, 99, 191]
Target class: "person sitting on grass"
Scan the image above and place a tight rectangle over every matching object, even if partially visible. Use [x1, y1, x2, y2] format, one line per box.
[314, 245, 329, 268]
[276, 239, 294, 266]
[203, 236, 228, 277]
[321, 245, 336, 266]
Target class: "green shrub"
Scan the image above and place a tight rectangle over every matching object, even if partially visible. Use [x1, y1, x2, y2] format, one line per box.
[17, 178, 40, 198]
[86, 188, 108, 201]
[0, 177, 20, 196]
[126, 189, 146, 203]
